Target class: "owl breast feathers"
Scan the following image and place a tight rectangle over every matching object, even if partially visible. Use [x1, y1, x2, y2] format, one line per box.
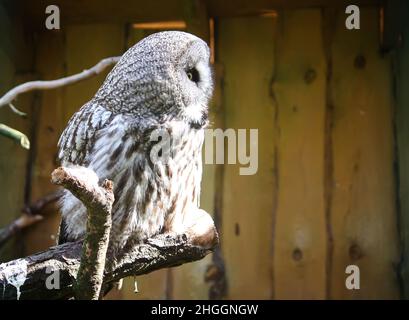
[57, 31, 213, 253]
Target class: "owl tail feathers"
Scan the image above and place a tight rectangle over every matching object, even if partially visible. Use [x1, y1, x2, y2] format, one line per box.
[57, 218, 68, 245]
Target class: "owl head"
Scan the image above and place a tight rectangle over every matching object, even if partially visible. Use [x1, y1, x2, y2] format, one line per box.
[95, 31, 213, 128]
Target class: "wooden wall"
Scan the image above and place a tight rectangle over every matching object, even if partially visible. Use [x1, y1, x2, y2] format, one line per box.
[327, 7, 399, 299]
[0, 0, 35, 261]
[390, 0, 409, 299]
[0, 0, 405, 299]
[216, 7, 399, 299]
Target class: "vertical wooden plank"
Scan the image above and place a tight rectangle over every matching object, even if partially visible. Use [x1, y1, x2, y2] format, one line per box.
[183, 0, 209, 41]
[273, 9, 327, 299]
[125, 26, 146, 49]
[22, 31, 65, 256]
[218, 16, 276, 299]
[329, 8, 400, 299]
[394, 0, 409, 299]
[0, 3, 34, 261]
[63, 24, 124, 122]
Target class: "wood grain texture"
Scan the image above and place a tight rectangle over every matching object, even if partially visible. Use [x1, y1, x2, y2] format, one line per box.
[329, 8, 400, 299]
[273, 9, 327, 299]
[218, 16, 276, 299]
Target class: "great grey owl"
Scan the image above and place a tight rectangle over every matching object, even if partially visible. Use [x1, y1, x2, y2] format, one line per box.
[57, 31, 213, 255]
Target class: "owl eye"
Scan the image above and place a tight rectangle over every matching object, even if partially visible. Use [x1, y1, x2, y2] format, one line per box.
[186, 67, 200, 84]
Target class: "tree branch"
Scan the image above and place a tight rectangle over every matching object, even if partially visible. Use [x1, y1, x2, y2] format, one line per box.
[0, 166, 218, 300]
[51, 167, 114, 300]
[0, 54, 220, 300]
[21, 191, 63, 217]
[0, 191, 62, 249]
[0, 223, 217, 300]
[0, 215, 42, 249]
[0, 56, 120, 108]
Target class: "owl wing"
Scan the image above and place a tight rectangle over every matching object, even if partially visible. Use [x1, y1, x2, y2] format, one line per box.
[57, 102, 115, 166]
[57, 101, 115, 244]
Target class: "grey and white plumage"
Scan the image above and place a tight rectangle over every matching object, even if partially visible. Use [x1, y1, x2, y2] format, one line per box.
[57, 31, 213, 254]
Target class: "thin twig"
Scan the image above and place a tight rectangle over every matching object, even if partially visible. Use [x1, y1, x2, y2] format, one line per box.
[8, 103, 27, 117]
[21, 190, 62, 216]
[0, 191, 62, 249]
[0, 215, 43, 249]
[0, 56, 120, 108]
